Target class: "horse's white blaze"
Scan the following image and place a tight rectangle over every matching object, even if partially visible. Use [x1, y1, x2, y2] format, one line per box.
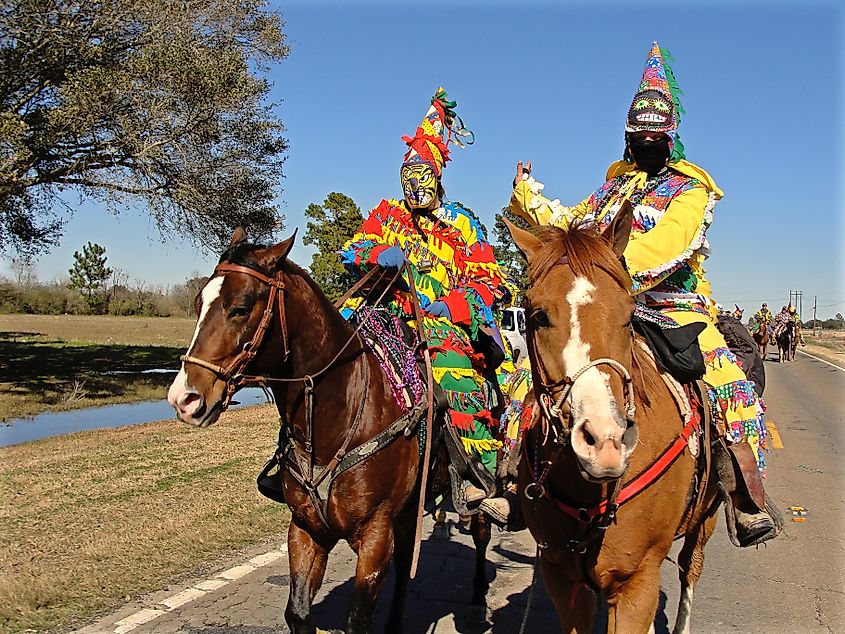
[673, 586, 694, 634]
[562, 276, 615, 420]
[172, 276, 226, 392]
[187, 276, 226, 355]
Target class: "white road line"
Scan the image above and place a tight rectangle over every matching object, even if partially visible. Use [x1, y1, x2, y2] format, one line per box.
[102, 544, 288, 633]
[158, 587, 208, 611]
[797, 349, 845, 372]
[113, 608, 166, 633]
[217, 564, 257, 580]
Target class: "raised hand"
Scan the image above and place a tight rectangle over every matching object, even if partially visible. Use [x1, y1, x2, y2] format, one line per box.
[513, 160, 532, 188]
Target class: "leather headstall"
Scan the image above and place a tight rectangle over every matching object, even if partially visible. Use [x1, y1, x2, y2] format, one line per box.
[180, 262, 290, 409]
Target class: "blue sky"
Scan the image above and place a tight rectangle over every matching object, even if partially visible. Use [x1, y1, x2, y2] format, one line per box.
[3, 0, 843, 319]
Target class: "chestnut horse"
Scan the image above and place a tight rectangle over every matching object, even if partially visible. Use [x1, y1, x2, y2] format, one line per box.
[752, 321, 769, 360]
[507, 206, 721, 634]
[167, 228, 491, 634]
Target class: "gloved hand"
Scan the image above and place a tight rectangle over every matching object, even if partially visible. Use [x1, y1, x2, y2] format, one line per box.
[426, 300, 451, 319]
[376, 245, 407, 270]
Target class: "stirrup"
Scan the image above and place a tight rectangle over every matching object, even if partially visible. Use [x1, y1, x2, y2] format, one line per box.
[479, 496, 511, 526]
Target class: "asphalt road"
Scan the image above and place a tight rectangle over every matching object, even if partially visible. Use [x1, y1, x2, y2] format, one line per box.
[76, 351, 844, 634]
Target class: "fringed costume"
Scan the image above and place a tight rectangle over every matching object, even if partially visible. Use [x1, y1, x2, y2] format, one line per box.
[509, 43, 770, 471]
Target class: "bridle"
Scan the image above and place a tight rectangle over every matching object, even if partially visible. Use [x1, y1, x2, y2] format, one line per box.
[180, 263, 292, 409]
[527, 255, 637, 449]
[179, 262, 393, 410]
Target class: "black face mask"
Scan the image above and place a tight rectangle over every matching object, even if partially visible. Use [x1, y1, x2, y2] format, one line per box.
[627, 135, 671, 176]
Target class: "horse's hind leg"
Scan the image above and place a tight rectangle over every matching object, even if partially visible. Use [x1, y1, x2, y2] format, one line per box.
[672, 513, 718, 634]
[470, 512, 492, 605]
[285, 522, 335, 634]
[385, 516, 415, 633]
[346, 510, 395, 634]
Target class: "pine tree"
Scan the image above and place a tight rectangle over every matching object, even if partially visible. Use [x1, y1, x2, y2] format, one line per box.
[303, 193, 364, 301]
[493, 207, 530, 292]
[68, 242, 113, 314]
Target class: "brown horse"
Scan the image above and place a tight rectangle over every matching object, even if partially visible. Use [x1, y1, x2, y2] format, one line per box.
[167, 228, 491, 634]
[507, 206, 721, 634]
[752, 321, 769, 360]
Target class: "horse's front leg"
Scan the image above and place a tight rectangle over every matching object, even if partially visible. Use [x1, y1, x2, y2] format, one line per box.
[346, 509, 395, 634]
[673, 513, 718, 634]
[285, 522, 336, 634]
[540, 554, 596, 634]
[606, 554, 662, 634]
[470, 512, 491, 605]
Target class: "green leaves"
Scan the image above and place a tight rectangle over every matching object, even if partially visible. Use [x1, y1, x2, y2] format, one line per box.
[0, 0, 290, 257]
[303, 192, 364, 301]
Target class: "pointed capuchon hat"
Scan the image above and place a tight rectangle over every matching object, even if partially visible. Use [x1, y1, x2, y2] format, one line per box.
[402, 88, 473, 176]
[626, 41, 686, 159]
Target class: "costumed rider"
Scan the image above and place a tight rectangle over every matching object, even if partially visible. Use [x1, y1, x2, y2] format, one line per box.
[508, 42, 781, 547]
[789, 305, 806, 346]
[772, 305, 791, 339]
[339, 88, 514, 522]
[754, 303, 773, 335]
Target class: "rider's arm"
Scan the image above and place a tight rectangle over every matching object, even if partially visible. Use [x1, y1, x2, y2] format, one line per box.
[509, 177, 591, 228]
[623, 186, 715, 293]
[339, 200, 399, 276]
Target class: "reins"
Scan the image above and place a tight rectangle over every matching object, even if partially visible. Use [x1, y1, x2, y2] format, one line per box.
[180, 264, 399, 406]
[180, 259, 436, 564]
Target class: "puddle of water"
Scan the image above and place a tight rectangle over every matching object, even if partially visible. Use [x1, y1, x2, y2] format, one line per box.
[0, 388, 271, 447]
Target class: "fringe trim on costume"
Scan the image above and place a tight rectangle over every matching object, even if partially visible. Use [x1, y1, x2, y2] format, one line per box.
[708, 378, 757, 413]
[461, 437, 504, 454]
[631, 190, 716, 293]
[433, 367, 480, 382]
[524, 176, 571, 226]
[703, 346, 738, 369]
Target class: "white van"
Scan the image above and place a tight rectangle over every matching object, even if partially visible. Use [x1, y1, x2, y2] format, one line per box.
[500, 306, 527, 364]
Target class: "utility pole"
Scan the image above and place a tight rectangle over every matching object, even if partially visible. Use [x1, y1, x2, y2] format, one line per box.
[813, 295, 818, 337]
[789, 289, 803, 321]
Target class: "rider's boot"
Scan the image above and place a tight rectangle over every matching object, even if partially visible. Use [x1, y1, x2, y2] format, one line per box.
[463, 484, 486, 506]
[478, 495, 511, 526]
[714, 440, 782, 547]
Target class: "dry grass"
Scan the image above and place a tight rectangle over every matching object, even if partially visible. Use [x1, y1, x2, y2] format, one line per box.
[0, 315, 198, 421]
[0, 314, 196, 347]
[0, 404, 289, 634]
[801, 329, 845, 365]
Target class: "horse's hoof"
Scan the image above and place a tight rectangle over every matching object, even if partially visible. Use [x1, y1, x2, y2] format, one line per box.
[467, 603, 489, 624]
[432, 521, 450, 539]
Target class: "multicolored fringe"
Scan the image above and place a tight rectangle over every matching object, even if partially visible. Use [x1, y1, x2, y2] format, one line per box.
[708, 379, 768, 470]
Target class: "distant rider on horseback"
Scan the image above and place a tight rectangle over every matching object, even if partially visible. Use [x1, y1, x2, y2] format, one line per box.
[508, 42, 779, 546]
[339, 88, 513, 522]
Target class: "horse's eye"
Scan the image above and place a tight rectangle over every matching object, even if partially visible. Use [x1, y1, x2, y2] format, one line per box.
[532, 309, 550, 328]
[229, 305, 251, 319]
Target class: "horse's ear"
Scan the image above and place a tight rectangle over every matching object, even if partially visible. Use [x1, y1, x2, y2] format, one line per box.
[504, 219, 542, 262]
[602, 200, 633, 258]
[229, 226, 247, 248]
[260, 229, 298, 270]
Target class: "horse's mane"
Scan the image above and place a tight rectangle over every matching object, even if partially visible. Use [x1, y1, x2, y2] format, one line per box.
[218, 241, 272, 275]
[529, 223, 630, 289]
[219, 240, 348, 322]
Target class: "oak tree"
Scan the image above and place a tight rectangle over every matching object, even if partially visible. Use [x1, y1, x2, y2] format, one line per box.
[1, 0, 290, 258]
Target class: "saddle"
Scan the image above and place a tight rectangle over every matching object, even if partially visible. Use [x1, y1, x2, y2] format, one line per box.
[258, 307, 494, 518]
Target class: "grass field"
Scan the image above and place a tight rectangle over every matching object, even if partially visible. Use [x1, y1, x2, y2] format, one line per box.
[0, 404, 289, 634]
[0, 315, 196, 420]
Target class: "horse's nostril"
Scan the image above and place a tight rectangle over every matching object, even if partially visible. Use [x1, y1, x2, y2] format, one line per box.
[180, 391, 203, 416]
[582, 423, 597, 446]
